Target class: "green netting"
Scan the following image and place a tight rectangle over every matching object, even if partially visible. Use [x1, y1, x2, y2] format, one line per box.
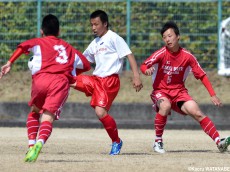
[0, 0, 229, 70]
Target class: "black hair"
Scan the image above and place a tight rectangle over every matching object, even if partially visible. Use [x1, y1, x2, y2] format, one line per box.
[90, 10, 109, 28]
[41, 14, 59, 36]
[160, 21, 180, 37]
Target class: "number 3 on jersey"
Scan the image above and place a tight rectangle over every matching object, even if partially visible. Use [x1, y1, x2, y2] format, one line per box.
[54, 45, 68, 64]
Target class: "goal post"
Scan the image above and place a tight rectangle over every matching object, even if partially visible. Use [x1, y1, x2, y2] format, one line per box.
[218, 17, 230, 76]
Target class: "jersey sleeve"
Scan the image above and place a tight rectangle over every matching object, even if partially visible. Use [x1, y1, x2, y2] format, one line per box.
[8, 48, 24, 63]
[189, 54, 206, 79]
[72, 50, 91, 76]
[113, 34, 132, 59]
[200, 75, 216, 96]
[140, 49, 163, 74]
[17, 38, 37, 55]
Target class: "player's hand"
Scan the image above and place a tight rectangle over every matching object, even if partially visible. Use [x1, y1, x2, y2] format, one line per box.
[145, 66, 155, 76]
[132, 76, 143, 92]
[211, 95, 222, 107]
[70, 82, 76, 88]
[0, 61, 12, 79]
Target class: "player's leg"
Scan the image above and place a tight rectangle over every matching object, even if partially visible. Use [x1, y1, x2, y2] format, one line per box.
[25, 111, 55, 162]
[181, 100, 230, 152]
[72, 75, 94, 96]
[25, 73, 69, 162]
[93, 75, 122, 155]
[153, 96, 171, 153]
[26, 106, 40, 149]
[25, 107, 40, 161]
[95, 106, 122, 155]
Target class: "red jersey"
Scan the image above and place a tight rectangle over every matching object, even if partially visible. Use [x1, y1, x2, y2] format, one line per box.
[141, 46, 206, 90]
[18, 36, 89, 83]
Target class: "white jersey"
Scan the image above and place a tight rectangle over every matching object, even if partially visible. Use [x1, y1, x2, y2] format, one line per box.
[83, 30, 132, 77]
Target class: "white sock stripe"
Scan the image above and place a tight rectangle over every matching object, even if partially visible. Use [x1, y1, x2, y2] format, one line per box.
[39, 128, 52, 134]
[37, 139, 45, 145]
[206, 125, 214, 135]
[41, 124, 52, 129]
[155, 126, 164, 130]
[155, 131, 164, 135]
[155, 123, 166, 126]
[28, 132, 38, 136]
[155, 136, 162, 140]
[27, 126, 39, 130]
[26, 120, 39, 124]
[39, 134, 51, 138]
[215, 136, 220, 143]
[28, 140, 36, 145]
[209, 127, 216, 138]
[203, 121, 211, 131]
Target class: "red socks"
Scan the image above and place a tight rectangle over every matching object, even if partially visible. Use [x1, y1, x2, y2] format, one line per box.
[26, 112, 53, 146]
[26, 112, 40, 147]
[200, 116, 220, 144]
[37, 121, 53, 144]
[99, 114, 120, 143]
[154, 113, 167, 142]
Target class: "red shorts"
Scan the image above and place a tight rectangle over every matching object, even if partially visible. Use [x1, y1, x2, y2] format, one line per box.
[28, 73, 70, 120]
[75, 74, 120, 111]
[150, 88, 193, 115]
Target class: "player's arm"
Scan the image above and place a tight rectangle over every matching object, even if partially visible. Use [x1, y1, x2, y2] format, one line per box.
[75, 51, 91, 75]
[140, 63, 155, 76]
[140, 50, 160, 76]
[200, 75, 222, 107]
[127, 53, 143, 92]
[0, 47, 23, 79]
[70, 51, 91, 88]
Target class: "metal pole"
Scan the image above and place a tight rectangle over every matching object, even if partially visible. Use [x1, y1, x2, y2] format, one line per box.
[37, 0, 42, 37]
[126, 0, 131, 71]
[217, 0, 222, 70]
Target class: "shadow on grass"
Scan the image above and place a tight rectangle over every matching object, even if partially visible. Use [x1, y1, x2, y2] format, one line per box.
[167, 149, 215, 153]
[41, 160, 102, 163]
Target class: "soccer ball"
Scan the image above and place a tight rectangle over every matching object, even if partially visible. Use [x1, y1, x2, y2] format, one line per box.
[28, 56, 34, 70]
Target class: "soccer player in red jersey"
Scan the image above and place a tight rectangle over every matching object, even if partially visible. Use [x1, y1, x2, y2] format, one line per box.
[140, 21, 230, 153]
[71, 10, 143, 155]
[0, 14, 90, 162]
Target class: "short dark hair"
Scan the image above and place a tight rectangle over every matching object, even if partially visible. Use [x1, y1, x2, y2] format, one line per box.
[160, 21, 180, 37]
[41, 14, 59, 36]
[90, 10, 109, 28]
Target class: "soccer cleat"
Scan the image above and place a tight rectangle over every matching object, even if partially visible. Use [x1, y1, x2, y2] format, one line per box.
[217, 136, 230, 153]
[109, 140, 123, 155]
[24, 141, 43, 162]
[25, 146, 33, 155]
[153, 141, 165, 154]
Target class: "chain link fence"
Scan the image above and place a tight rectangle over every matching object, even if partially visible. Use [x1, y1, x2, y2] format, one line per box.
[0, 0, 229, 71]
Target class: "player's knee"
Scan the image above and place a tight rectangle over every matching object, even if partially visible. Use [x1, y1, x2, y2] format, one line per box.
[95, 107, 107, 119]
[31, 105, 40, 114]
[192, 110, 205, 122]
[159, 101, 171, 112]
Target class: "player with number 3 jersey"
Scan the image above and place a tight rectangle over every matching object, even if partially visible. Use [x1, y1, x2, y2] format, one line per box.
[0, 14, 90, 162]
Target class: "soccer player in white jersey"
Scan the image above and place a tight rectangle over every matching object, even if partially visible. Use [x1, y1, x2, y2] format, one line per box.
[72, 10, 143, 155]
[140, 21, 230, 154]
[0, 14, 90, 162]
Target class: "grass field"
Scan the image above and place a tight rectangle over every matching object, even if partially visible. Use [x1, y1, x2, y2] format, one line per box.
[0, 128, 230, 172]
[0, 70, 230, 104]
